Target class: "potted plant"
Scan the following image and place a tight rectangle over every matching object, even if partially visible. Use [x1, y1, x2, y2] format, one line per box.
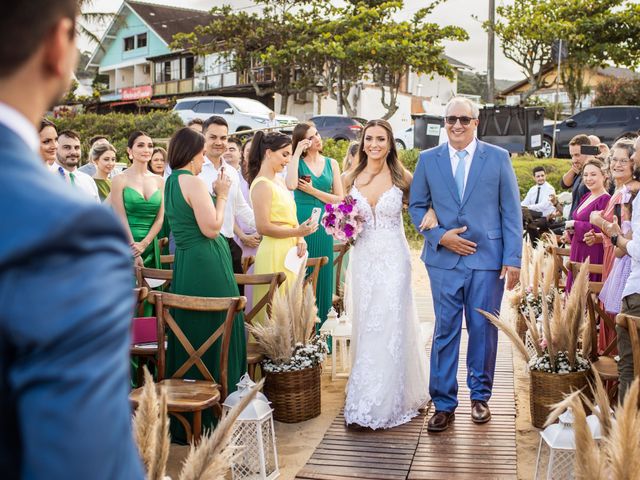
[248, 267, 328, 423]
[479, 260, 592, 429]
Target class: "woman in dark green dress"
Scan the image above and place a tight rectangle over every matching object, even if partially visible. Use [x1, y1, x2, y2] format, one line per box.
[286, 122, 344, 326]
[164, 127, 247, 442]
[91, 142, 117, 202]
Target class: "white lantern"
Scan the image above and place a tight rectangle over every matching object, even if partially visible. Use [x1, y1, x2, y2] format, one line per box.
[534, 409, 577, 479]
[222, 374, 279, 480]
[319, 306, 339, 335]
[331, 313, 352, 380]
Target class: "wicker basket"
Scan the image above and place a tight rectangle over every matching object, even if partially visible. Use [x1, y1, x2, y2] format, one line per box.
[529, 369, 591, 428]
[264, 364, 321, 423]
[516, 312, 528, 342]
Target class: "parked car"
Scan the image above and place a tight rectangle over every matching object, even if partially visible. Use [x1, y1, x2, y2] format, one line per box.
[309, 115, 363, 141]
[541, 106, 640, 158]
[173, 96, 298, 134]
[394, 126, 414, 150]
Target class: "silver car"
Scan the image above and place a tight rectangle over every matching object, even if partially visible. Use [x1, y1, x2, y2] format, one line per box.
[172, 96, 298, 134]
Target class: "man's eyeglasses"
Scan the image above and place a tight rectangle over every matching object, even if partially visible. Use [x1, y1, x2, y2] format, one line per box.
[445, 116, 476, 126]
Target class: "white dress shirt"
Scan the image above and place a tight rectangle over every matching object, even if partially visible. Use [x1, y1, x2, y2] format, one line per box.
[49, 162, 100, 203]
[623, 193, 640, 298]
[448, 138, 477, 194]
[0, 102, 39, 152]
[521, 181, 556, 216]
[198, 157, 256, 238]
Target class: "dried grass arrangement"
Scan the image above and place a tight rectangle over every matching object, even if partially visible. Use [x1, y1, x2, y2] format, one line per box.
[546, 371, 640, 480]
[478, 259, 591, 374]
[248, 264, 328, 373]
[133, 367, 263, 480]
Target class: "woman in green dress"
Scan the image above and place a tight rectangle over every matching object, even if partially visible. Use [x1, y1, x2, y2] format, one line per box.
[111, 131, 164, 269]
[149, 147, 171, 256]
[91, 142, 116, 202]
[164, 127, 247, 442]
[286, 122, 344, 326]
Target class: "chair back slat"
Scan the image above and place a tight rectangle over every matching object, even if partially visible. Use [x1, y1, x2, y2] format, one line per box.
[305, 256, 329, 293]
[617, 314, 640, 377]
[333, 243, 350, 294]
[133, 287, 149, 317]
[160, 254, 175, 268]
[241, 256, 255, 274]
[235, 272, 286, 325]
[149, 292, 245, 399]
[547, 246, 571, 289]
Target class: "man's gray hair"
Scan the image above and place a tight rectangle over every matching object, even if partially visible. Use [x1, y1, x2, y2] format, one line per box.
[444, 97, 480, 119]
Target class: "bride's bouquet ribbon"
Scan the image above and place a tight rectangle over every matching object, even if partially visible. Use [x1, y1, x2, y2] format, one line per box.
[321, 195, 364, 244]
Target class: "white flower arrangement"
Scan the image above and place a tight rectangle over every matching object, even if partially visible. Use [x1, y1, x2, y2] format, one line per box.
[528, 350, 590, 374]
[262, 334, 329, 373]
[519, 285, 557, 320]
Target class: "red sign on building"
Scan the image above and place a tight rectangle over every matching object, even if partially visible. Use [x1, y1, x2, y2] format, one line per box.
[121, 85, 152, 101]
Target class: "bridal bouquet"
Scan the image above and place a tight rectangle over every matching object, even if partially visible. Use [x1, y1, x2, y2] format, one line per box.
[322, 195, 364, 244]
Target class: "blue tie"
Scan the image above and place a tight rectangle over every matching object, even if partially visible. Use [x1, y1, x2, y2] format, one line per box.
[454, 150, 467, 200]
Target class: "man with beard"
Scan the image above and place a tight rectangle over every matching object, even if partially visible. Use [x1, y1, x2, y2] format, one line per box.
[50, 129, 99, 202]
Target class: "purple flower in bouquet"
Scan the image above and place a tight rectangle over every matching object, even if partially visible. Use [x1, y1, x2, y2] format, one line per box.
[321, 195, 364, 244]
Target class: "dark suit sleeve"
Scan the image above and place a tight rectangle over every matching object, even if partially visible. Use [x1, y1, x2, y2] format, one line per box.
[499, 152, 523, 268]
[409, 152, 446, 251]
[0, 206, 144, 479]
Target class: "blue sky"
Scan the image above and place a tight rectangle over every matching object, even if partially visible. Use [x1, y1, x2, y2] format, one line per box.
[80, 0, 528, 80]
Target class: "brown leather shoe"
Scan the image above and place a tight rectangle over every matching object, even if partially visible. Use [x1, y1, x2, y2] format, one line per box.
[471, 400, 491, 424]
[427, 411, 455, 432]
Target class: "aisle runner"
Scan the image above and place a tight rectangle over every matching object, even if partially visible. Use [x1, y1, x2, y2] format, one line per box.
[296, 331, 517, 480]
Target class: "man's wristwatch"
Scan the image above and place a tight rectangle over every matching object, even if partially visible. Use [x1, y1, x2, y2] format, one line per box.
[611, 234, 619, 247]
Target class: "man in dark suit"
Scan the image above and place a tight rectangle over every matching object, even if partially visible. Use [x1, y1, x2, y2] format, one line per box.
[0, 3, 144, 479]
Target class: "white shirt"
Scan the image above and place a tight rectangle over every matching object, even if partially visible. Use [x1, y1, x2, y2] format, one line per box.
[448, 138, 477, 194]
[198, 157, 256, 238]
[0, 102, 39, 152]
[623, 193, 640, 298]
[49, 162, 100, 203]
[521, 181, 556, 216]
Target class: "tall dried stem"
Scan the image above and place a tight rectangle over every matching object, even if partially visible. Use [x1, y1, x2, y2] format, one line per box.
[477, 309, 530, 362]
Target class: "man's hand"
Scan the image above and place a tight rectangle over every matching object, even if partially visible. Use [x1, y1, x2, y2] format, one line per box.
[501, 265, 520, 290]
[439, 226, 477, 256]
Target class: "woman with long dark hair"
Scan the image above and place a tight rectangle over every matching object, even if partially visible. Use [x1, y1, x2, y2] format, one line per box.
[163, 127, 246, 442]
[342, 119, 429, 430]
[286, 122, 344, 325]
[249, 130, 317, 310]
[111, 131, 164, 268]
[39, 118, 57, 165]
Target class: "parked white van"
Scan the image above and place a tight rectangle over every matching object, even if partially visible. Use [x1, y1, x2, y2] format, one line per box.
[172, 96, 298, 133]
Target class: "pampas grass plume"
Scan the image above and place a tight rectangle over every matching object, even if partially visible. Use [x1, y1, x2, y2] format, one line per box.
[477, 308, 530, 362]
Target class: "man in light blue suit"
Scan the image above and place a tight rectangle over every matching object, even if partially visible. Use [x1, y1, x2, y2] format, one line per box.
[409, 97, 522, 432]
[0, 2, 144, 478]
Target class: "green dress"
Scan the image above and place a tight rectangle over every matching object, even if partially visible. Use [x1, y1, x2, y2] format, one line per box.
[123, 186, 161, 269]
[94, 178, 111, 202]
[295, 157, 334, 326]
[164, 170, 247, 442]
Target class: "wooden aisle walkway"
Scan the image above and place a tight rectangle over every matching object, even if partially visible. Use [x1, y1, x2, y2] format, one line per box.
[295, 331, 517, 480]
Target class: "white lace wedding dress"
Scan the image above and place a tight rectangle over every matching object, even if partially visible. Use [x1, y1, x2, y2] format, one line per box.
[343, 184, 430, 429]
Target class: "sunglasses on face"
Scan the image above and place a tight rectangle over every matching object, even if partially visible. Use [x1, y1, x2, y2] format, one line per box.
[445, 116, 476, 126]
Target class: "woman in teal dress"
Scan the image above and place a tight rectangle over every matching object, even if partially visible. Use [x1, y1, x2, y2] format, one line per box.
[286, 122, 344, 326]
[111, 131, 164, 269]
[91, 142, 116, 202]
[164, 127, 247, 442]
[149, 147, 171, 256]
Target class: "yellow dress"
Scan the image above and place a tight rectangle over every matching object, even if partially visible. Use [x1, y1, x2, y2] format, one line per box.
[250, 176, 299, 315]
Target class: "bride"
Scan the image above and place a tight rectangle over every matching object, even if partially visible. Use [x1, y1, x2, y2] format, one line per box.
[342, 119, 429, 429]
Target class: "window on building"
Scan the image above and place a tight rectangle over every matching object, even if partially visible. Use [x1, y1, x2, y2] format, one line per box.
[124, 36, 135, 51]
[137, 33, 147, 49]
[182, 56, 195, 79]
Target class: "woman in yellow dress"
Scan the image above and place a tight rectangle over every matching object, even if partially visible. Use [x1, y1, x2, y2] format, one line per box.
[248, 131, 317, 307]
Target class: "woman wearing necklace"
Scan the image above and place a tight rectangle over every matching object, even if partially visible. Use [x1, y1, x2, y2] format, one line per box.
[286, 122, 344, 327]
[111, 131, 164, 269]
[589, 139, 639, 351]
[565, 158, 610, 291]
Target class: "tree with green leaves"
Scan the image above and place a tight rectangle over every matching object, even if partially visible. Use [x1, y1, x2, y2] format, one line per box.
[487, 0, 640, 112]
[174, 0, 467, 118]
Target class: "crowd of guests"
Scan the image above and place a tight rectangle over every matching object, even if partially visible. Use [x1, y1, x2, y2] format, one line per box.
[521, 131, 640, 399]
[38, 114, 355, 437]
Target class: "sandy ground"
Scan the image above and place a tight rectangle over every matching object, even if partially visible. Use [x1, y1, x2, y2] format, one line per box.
[165, 247, 539, 479]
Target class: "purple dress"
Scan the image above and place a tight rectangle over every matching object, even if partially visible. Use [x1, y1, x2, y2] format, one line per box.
[599, 220, 632, 314]
[566, 192, 610, 291]
[234, 172, 257, 309]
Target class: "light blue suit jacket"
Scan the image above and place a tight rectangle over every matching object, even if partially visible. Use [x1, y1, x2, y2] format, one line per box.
[0, 124, 144, 479]
[409, 141, 522, 270]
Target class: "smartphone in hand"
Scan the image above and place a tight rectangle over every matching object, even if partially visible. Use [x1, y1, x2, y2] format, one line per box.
[300, 174, 311, 183]
[310, 207, 322, 225]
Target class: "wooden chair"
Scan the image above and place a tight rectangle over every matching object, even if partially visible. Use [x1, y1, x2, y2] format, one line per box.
[131, 287, 155, 386]
[546, 246, 571, 290]
[241, 255, 255, 274]
[135, 265, 173, 292]
[615, 313, 640, 385]
[235, 272, 287, 380]
[160, 254, 175, 269]
[569, 261, 618, 398]
[332, 243, 350, 313]
[158, 237, 169, 251]
[130, 291, 246, 443]
[305, 256, 329, 293]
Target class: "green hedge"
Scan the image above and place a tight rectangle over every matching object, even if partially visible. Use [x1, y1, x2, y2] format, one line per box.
[52, 111, 184, 163]
[322, 140, 571, 242]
